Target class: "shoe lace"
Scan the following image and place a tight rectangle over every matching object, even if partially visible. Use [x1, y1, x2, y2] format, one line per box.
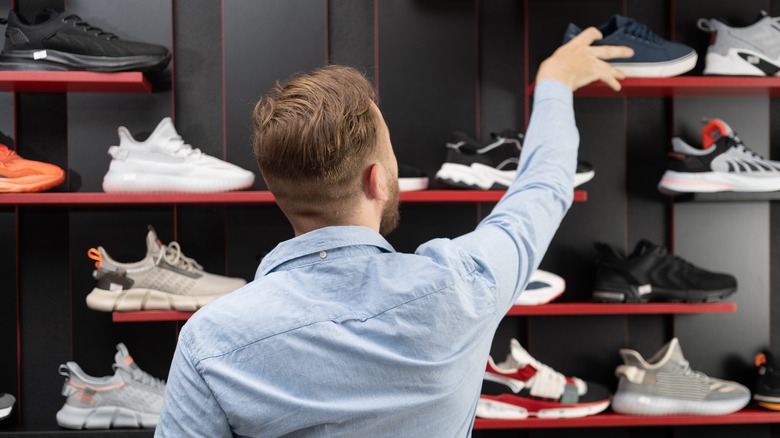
[529, 360, 567, 398]
[115, 364, 166, 389]
[165, 135, 203, 159]
[154, 241, 203, 272]
[731, 136, 769, 161]
[624, 18, 664, 44]
[63, 14, 117, 39]
[676, 360, 708, 381]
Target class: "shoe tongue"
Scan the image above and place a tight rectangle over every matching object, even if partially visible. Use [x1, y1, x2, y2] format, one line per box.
[633, 239, 663, 257]
[145, 225, 163, 257]
[603, 14, 630, 34]
[509, 338, 536, 367]
[652, 337, 687, 366]
[114, 343, 140, 374]
[34, 9, 62, 25]
[702, 118, 734, 149]
[148, 117, 180, 142]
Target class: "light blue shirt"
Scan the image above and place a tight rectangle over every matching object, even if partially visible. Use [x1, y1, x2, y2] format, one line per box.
[156, 80, 577, 437]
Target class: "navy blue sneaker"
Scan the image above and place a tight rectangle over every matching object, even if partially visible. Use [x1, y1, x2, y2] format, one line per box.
[564, 15, 697, 78]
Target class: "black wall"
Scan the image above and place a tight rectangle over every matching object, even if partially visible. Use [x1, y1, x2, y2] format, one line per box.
[0, 0, 777, 436]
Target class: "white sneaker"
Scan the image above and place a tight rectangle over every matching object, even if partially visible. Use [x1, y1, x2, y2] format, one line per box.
[102, 117, 255, 193]
[699, 12, 780, 76]
[56, 343, 165, 429]
[514, 269, 565, 305]
[86, 226, 246, 312]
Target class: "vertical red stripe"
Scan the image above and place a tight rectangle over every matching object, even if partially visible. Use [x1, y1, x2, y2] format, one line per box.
[474, 0, 480, 141]
[374, 0, 380, 102]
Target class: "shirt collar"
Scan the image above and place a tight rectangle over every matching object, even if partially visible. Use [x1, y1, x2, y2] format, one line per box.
[257, 225, 396, 277]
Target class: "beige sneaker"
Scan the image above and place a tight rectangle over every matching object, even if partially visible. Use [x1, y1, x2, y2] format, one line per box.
[85, 226, 246, 312]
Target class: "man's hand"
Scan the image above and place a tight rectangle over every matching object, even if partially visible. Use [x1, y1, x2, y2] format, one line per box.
[537, 27, 634, 92]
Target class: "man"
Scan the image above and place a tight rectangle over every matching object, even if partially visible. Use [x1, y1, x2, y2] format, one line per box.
[156, 28, 632, 437]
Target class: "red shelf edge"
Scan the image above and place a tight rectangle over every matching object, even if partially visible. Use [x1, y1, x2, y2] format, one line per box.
[506, 302, 737, 316]
[114, 302, 736, 323]
[528, 77, 780, 97]
[0, 71, 152, 93]
[472, 407, 780, 429]
[0, 190, 587, 206]
[112, 311, 195, 322]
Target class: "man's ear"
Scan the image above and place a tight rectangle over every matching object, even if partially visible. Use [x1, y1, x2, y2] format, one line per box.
[365, 162, 388, 201]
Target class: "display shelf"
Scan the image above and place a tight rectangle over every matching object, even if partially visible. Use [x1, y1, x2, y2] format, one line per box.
[506, 302, 737, 316]
[472, 407, 780, 429]
[114, 302, 736, 323]
[112, 310, 195, 322]
[0, 71, 152, 93]
[673, 191, 780, 202]
[0, 190, 587, 206]
[529, 77, 780, 97]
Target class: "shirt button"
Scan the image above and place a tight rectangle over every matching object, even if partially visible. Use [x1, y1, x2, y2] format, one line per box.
[319, 250, 327, 259]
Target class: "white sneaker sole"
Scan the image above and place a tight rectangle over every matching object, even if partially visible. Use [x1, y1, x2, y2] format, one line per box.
[704, 49, 780, 76]
[398, 176, 429, 192]
[476, 397, 610, 419]
[573, 170, 594, 188]
[435, 162, 514, 190]
[612, 391, 749, 416]
[659, 170, 780, 194]
[103, 166, 254, 193]
[611, 51, 697, 78]
[57, 404, 158, 429]
[86, 287, 225, 312]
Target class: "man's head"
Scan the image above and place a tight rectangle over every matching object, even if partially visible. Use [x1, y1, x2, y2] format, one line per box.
[253, 65, 399, 236]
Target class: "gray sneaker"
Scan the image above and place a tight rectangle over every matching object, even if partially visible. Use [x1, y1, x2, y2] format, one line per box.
[0, 393, 15, 421]
[699, 12, 780, 76]
[86, 225, 246, 311]
[612, 338, 750, 416]
[56, 343, 165, 429]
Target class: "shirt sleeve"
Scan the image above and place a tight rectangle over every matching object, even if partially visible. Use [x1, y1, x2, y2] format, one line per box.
[155, 336, 233, 438]
[452, 79, 578, 313]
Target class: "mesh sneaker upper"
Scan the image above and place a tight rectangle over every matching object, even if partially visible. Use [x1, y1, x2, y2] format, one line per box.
[3, 9, 169, 58]
[700, 12, 780, 62]
[59, 343, 165, 415]
[91, 226, 246, 297]
[615, 338, 750, 403]
[595, 239, 737, 293]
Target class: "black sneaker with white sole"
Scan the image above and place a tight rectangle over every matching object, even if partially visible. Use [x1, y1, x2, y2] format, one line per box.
[435, 130, 595, 190]
[435, 130, 523, 190]
[0, 9, 171, 73]
[592, 239, 737, 303]
[754, 350, 780, 411]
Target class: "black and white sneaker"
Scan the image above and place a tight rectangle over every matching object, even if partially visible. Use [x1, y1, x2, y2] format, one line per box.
[435, 130, 594, 190]
[699, 12, 780, 76]
[592, 239, 737, 303]
[659, 118, 780, 195]
[0, 393, 14, 421]
[0, 9, 171, 73]
[754, 350, 780, 411]
[435, 130, 523, 190]
[398, 163, 429, 192]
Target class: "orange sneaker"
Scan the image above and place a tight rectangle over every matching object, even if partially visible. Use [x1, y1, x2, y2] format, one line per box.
[0, 144, 65, 193]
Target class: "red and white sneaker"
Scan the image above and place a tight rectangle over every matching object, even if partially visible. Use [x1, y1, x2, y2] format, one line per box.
[477, 339, 611, 419]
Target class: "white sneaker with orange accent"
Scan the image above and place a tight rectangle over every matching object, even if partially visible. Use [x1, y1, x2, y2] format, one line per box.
[85, 225, 246, 312]
[56, 343, 165, 429]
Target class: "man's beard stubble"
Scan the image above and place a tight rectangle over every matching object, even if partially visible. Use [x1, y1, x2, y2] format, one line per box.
[379, 176, 400, 236]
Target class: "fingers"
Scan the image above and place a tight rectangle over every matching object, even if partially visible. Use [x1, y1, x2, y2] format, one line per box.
[568, 26, 604, 46]
[590, 45, 635, 61]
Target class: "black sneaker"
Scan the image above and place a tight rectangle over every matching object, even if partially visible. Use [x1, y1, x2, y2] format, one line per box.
[398, 163, 429, 192]
[435, 130, 523, 190]
[754, 351, 780, 410]
[0, 9, 171, 73]
[435, 131, 595, 190]
[592, 239, 737, 303]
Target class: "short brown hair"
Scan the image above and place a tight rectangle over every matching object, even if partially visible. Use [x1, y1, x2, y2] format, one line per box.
[253, 65, 379, 222]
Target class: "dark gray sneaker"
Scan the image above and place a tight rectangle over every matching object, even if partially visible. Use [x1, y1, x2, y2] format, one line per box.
[612, 338, 750, 416]
[0, 9, 170, 73]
